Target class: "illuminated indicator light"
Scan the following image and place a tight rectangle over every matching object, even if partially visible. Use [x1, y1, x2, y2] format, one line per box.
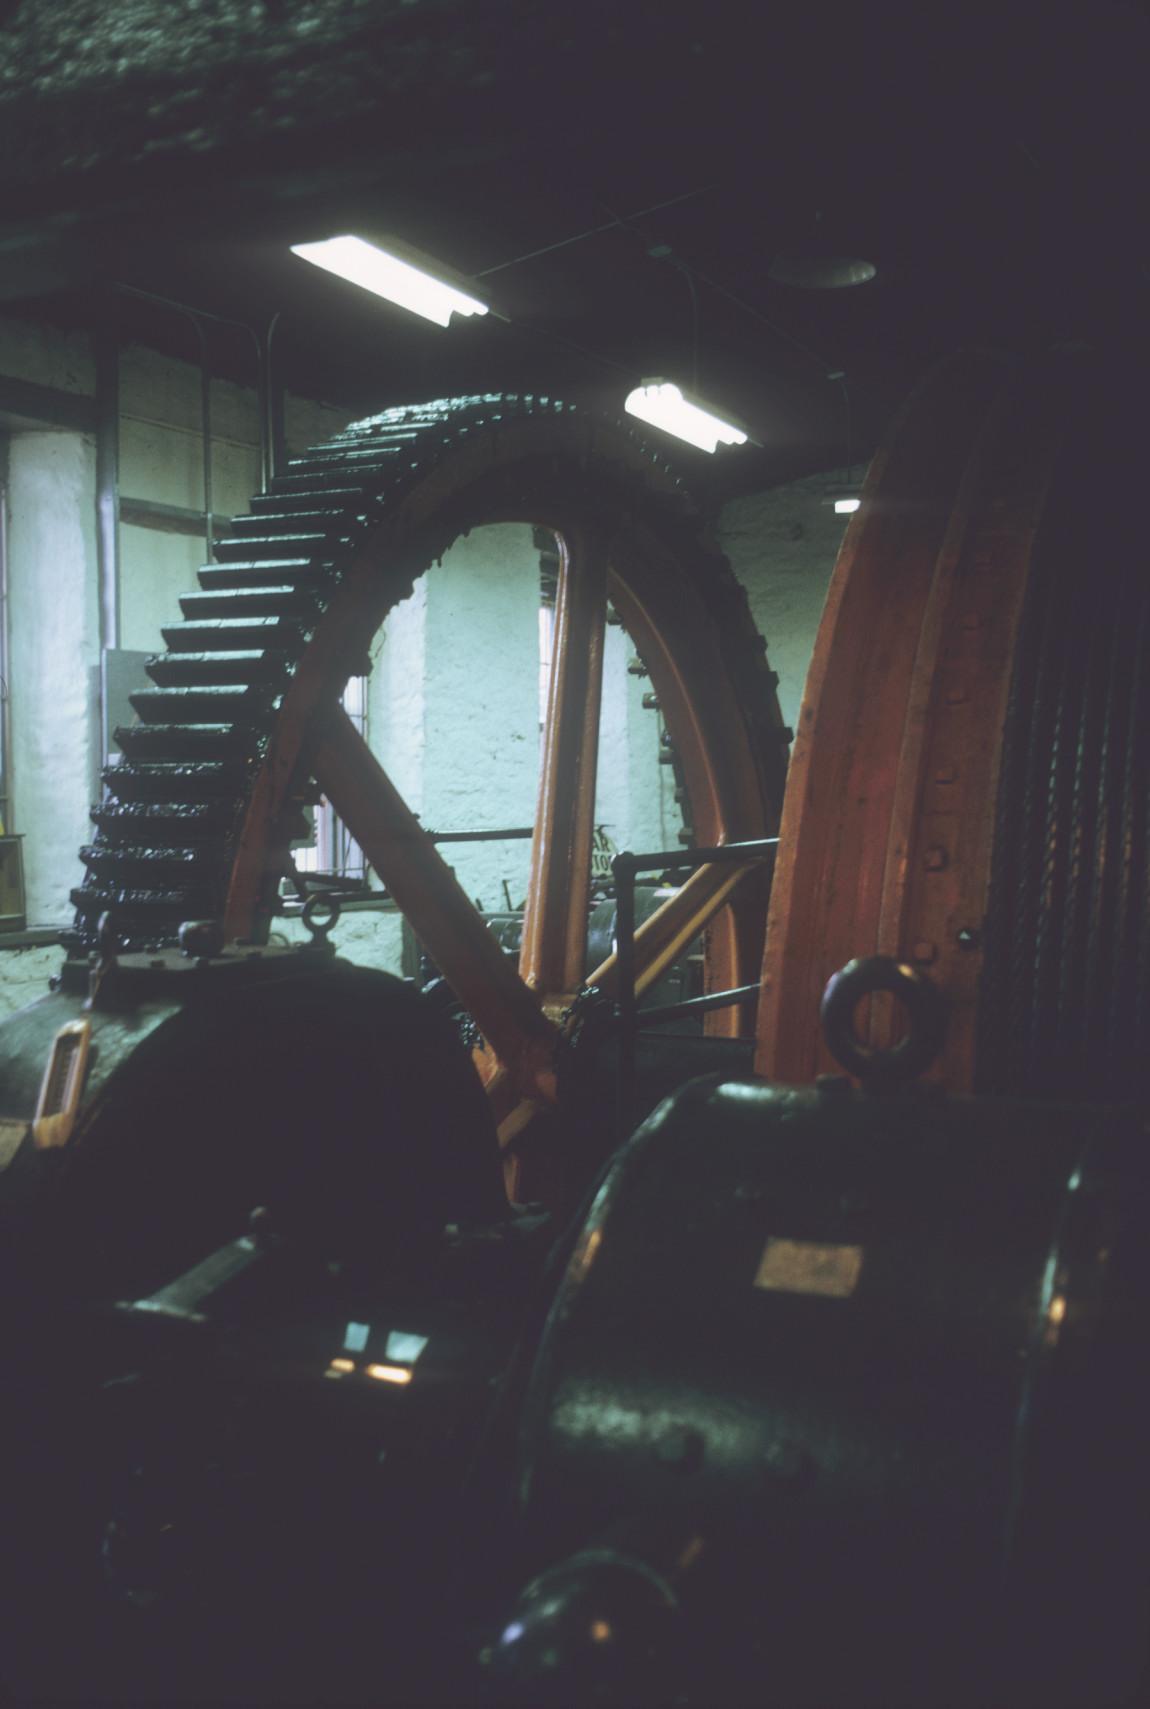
[291, 235, 489, 327]
[365, 1363, 413, 1386]
[343, 1321, 370, 1353]
[328, 1357, 355, 1374]
[834, 497, 861, 514]
[589, 1619, 613, 1644]
[385, 1329, 429, 1364]
[1044, 1291, 1068, 1349]
[624, 381, 749, 454]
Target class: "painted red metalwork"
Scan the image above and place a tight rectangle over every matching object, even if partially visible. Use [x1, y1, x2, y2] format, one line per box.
[755, 354, 1072, 1090]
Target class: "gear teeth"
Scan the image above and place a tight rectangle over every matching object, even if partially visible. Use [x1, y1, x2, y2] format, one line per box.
[80, 843, 219, 885]
[180, 587, 323, 622]
[249, 487, 365, 516]
[114, 723, 262, 762]
[100, 761, 255, 802]
[278, 447, 406, 476]
[268, 471, 376, 497]
[196, 560, 334, 593]
[91, 801, 239, 844]
[71, 882, 218, 914]
[230, 511, 352, 540]
[161, 617, 308, 654]
[144, 650, 293, 689]
[212, 532, 341, 562]
[130, 684, 280, 724]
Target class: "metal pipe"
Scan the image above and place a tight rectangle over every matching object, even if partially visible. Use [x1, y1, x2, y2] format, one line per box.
[638, 982, 762, 1027]
[190, 314, 213, 560]
[112, 282, 273, 536]
[0, 486, 11, 833]
[612, 851, 637, 1134]
[611, 837, 778, 1131]
[615, 837, 779, 873]
[94, 332, 121, 655]
[428, 827, 534, 844]
[259, 311, 286, 488]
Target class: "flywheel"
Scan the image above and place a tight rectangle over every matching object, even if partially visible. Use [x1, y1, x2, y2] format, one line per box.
[73, 395, 789, 1164]
[756, 351, 1150, 1103]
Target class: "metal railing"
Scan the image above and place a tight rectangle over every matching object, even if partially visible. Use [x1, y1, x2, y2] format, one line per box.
[611, 838, 779, 1126]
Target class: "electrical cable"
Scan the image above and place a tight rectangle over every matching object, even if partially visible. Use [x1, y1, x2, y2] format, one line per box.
[474, 185, 714, 278]
[685, 263, 836, 377]
[673, 258, 700, 392]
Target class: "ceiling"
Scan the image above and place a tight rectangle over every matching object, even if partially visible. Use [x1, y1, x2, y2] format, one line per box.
[0, 0, 1146, 504]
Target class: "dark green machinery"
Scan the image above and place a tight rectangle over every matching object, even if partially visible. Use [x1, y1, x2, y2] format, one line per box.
[1, 945, 1144, 1706]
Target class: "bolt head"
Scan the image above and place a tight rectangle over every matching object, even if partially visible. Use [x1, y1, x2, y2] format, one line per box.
[923, 846, 948, 871]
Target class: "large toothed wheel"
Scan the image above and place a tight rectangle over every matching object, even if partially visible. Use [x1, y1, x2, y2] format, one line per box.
[75, 395, 789, 1183]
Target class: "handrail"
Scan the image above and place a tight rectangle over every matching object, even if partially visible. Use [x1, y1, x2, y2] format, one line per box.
[611, 838, 779, 1126]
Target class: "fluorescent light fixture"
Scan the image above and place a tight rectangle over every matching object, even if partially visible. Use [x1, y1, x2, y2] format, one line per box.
[768, 251, 877, 290]
[834, 497, 861, 514]
[624, 380, 749, 453]
[291, 234, 489, 327]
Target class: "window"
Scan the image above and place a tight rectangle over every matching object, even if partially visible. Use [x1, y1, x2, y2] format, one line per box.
[291, 675, 368, 884]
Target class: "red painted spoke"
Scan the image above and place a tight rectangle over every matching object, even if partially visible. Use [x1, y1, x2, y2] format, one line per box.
[313, 708, 559, 1102]
[519, 526, 608, 996]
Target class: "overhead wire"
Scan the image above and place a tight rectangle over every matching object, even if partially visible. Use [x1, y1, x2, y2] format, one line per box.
[473, 185, 714, 278]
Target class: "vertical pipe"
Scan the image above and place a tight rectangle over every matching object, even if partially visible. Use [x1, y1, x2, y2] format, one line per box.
[613, 851, 637, 1137]
[94, 332, 121, 775]
[258, 312, 286, 489]
[94, 332, 121, 654]
[190, 314, 213, 559]
[0, 486, 11, 833]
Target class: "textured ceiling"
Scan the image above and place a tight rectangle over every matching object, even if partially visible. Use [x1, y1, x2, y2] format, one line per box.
[1, 0, 1146, 501]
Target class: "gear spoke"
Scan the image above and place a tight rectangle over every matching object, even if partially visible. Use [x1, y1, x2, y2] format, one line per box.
[314, 708, 560, 1103]
[519, 527, 608, 998]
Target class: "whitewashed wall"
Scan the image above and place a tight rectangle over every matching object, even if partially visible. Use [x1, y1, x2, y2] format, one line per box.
[7, 431, 99, 925]
[716, 466, 867, 736]
[0, 317, 354, 1014]
[118, 344, 350, 659]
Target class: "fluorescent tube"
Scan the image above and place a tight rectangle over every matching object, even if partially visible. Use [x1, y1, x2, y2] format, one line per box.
[624, 381, 748, 453]
[291, 235, 489, 327]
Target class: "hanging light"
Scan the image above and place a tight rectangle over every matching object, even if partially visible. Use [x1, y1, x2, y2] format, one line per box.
[768, 251, 877, 290]
[290, 234, 489, 327]
[821, 484, 863, 514]
[767, 208, 877, 291]
[624, 380, 749, 453]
